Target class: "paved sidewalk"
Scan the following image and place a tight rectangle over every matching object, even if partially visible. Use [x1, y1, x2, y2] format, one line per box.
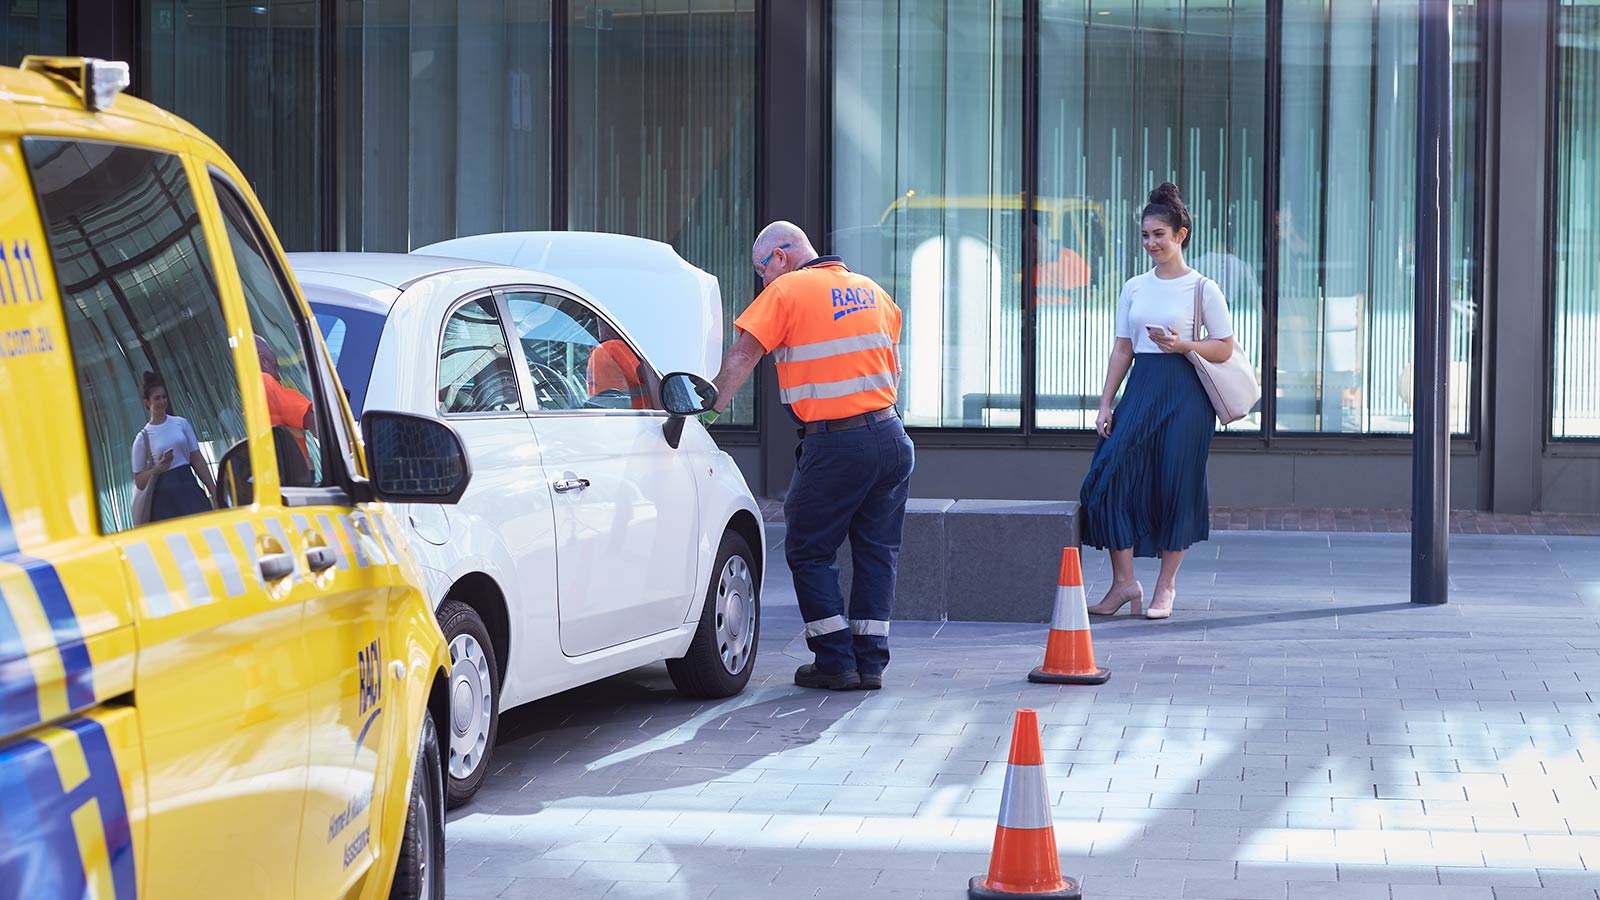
[447, 529, 1600, 900]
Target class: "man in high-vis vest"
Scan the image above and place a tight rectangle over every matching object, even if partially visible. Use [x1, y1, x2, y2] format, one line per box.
[709, 221, 914, 691]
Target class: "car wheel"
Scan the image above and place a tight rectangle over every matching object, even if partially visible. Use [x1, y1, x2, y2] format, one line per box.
[389, 711, 445, 900]
[438, 598, 499, 808]
[667, 530, 759, 698]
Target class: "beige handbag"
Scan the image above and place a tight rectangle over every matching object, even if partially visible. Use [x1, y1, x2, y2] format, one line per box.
[1186, 277, 1260, 425]
[131, 427, 156, 526]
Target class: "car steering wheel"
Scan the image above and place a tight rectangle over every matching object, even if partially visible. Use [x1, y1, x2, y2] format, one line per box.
[526, 360, 583, 410]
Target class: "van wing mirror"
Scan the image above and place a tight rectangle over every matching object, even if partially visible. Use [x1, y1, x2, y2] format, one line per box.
[360, 411, 472, 504]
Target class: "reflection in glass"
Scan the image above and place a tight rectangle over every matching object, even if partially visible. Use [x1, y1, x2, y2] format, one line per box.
[1555, 0, 1600, 439]
[1276, 0, 1478, 435]
[2, 0, 68, 62]
[1037, 0, 1267, 431]
[25, 140, 247, 533]
[438, 297, 521, 415]
[337, 0, 554, 251]
[832, 0, 1024, 428]
[143, 0, 321, 249]
[567, 0, 757, 424]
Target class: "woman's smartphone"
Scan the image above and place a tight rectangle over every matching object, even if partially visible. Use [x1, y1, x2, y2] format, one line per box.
[1144, 323, 1173, 338]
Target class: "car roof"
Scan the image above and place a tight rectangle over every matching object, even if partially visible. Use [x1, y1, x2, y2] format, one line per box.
[288, 252, 509, 293]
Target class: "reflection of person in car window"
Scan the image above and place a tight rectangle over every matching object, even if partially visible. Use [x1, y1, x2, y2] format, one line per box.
[132, 371, 218, 522]
[585, 324, 655, 410]
[256, 335, 317, 461]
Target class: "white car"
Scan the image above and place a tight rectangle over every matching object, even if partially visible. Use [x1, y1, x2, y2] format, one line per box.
[291, 238, 763, 806]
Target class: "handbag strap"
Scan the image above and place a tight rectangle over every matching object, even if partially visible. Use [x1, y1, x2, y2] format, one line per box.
[138, 426, 154, 469]
[1192, 275, 1206, 342]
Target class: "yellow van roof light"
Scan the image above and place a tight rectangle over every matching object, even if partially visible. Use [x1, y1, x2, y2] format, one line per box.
[21, 56, 131, 111]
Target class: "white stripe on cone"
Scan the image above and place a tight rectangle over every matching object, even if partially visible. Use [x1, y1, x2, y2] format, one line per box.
[995, 763, 1053, 830]
[1048, 583, 1090, 632]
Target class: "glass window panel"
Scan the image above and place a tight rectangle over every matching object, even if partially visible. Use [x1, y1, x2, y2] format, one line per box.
[1555, 0, 1600, 439]
[212, 178, 328, 487]
[337, 0, 554, 252]
[504, 291, 661, 412]
[143, 0, 322, 250]
[1275, 0, 1479, 435]
[832, 0, 1025, 429]
[25, 140, 245, 533]
[566, 0, 756, 424]
[1036, 0, 1267, 432]
[1, 0, 68, 61]
[438, 296, 521, 414]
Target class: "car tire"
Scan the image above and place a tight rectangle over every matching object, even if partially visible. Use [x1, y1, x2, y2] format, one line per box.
[437, 599, 499, 808]
[389, 711, 445, 900]
[667, 530, 759, 698]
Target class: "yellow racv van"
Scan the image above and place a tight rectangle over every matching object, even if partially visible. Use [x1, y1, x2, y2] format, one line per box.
[0, 57, 470, 898]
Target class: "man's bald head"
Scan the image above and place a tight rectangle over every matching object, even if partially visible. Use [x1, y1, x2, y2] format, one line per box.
[751, 221, 818, 286]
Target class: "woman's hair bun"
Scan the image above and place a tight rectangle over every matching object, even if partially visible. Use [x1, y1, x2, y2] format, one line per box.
[141, 370, 164, 400]
[1148, 182, 1183, 206]
[1142, 181, 1193, 247]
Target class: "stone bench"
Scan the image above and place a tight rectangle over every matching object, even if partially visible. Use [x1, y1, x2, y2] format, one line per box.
[834, 499, 1081, 624]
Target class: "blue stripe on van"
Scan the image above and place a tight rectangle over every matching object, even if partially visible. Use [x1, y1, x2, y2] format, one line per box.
[0, 488, 95, 714]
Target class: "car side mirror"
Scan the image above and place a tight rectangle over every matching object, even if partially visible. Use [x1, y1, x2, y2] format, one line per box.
[360, 411, 472, 504]
[660, 371, 717, 416]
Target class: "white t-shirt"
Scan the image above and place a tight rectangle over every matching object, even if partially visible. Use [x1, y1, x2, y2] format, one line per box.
[1116, 268, 1235, 354]
[132, 416, 201, 475]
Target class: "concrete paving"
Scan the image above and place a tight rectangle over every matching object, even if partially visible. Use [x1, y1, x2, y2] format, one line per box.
[446, 528, 1600, 900]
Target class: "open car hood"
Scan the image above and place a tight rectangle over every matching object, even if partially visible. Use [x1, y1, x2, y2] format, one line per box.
[414, 232, 724, 379]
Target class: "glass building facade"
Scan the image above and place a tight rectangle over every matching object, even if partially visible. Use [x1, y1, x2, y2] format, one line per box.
[39, 0, 1600, 510]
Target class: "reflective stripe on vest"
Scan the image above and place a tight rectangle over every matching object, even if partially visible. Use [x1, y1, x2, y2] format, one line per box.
[774, 331, 895, 365]
[780, 370, 897, 405]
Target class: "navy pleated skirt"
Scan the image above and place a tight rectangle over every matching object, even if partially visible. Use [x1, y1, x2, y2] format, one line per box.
[1080, 353, 1215, 558]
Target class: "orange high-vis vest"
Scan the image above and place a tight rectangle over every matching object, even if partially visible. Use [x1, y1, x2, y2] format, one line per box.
[734, 259, 902, 422]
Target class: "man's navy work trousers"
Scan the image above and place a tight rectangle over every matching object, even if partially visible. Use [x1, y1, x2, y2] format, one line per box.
[783, 413, 914, 676]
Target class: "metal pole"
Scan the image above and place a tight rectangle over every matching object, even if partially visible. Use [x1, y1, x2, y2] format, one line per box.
[1412, 0, 1452, 605]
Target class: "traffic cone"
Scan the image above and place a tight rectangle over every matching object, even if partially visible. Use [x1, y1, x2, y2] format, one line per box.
[969, 709, 1080, 899]
[1028, 547, 1110, 685]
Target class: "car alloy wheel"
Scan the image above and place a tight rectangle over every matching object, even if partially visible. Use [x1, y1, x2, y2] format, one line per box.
[715, 554, 756, 676]
[448, 632, 493, 781]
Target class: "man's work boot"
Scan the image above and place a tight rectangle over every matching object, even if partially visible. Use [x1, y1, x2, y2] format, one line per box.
[857, 671, 883, 691]
[794, 664, 860, 691]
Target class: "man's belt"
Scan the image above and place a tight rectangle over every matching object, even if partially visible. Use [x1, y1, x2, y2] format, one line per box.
[801, 406, 899, 435]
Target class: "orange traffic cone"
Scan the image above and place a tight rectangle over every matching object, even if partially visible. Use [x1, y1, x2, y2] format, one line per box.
[1028, 547, 1110, 685]
[969, 709, 1080, 899]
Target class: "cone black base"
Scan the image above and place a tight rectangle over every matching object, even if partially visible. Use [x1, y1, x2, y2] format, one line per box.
[1028, 666, 1110, 685]
[968, 875, 1082, 899]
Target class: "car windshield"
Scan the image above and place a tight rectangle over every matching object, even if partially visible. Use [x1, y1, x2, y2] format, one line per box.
[312, 304, 385, 415]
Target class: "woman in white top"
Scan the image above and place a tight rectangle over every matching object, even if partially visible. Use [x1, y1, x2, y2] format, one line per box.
[1079, 183, 1235, 620]
[132, 371, 218, 524]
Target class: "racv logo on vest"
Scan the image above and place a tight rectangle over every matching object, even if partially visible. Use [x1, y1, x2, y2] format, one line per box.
[831, 286, 878, 320]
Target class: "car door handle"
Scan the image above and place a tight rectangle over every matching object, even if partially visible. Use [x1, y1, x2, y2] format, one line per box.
[552, 477, 590, 493]
[258, 551, 295, 581]
[306, 545, 337, 572]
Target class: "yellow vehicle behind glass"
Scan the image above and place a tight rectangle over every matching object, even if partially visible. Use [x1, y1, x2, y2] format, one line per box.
[0, 57, 470, 899]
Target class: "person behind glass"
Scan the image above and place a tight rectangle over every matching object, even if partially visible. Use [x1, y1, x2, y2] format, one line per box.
[1080, 183, 1235, 620]
[708, 221, 912, 691]
[132, 371, 218, 523]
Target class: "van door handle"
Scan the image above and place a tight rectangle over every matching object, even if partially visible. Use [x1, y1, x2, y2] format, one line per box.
[552, 478, 590, 493]
[306, 545, 337, 572]
[258, 551, 295, 581]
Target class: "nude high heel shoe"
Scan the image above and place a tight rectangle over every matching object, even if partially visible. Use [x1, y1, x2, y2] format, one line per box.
[1145, 587, 1175, 619]
[1087, 582, 1143, 616]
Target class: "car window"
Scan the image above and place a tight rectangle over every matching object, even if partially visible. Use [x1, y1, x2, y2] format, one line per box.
[24, 139, 246, 533]
[210, 177, 326, 488]
[503, 290, 660, 412]
[312, 305, 385, 415]
[439, 296, 521, 414]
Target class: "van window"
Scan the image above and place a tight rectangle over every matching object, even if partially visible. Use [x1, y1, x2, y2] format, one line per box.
[210, 177, 326, 488]
[25, 139, 247, 534]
